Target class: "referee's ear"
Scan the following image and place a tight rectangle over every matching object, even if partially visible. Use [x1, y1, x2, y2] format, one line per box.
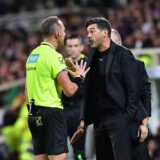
[55, 31, 60, 40]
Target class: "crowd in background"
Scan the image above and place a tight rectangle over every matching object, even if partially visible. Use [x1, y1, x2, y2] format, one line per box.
[0, 0, 160, 159]
[0, 0, 126, 14]
[1, 0, 160, 83]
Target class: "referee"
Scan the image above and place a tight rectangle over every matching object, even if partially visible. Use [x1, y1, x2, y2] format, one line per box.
[25, 16, 89, 160]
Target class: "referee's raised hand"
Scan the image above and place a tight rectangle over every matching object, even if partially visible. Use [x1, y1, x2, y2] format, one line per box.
[65, 59, 90, 78]
[65, 57, 77, 71]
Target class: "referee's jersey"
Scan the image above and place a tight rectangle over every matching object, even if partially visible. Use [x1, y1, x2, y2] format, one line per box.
[26, 42, 67, 109]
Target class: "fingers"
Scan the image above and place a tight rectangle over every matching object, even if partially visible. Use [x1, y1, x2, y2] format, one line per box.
[65, 58, 77, 72]
[65, 58, 77, 71]
[78, 126, 85, 132]
[84, 67, 90, 75]
[77, 60, 84, 70]
[75, 61, 79, 67]
[78, 120, 85, 131]
[65, 58, 74, 67]
[83, 61, 87, 70]
[79, 60, 86, 70]
[80, 60, 89, 72]
[68, 70, 77, 78]
[80, 120, 85, 128]
[68, 59, 90, 78]
[138, 125, 148, 143]
[66, 59, 88, 72]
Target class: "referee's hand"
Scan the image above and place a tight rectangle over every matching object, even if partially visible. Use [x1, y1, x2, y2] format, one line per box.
[65, 57, 77, 71]
[66, 59, 90, 78]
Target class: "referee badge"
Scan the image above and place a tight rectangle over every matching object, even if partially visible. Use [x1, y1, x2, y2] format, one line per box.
[58, 57, 64, 64]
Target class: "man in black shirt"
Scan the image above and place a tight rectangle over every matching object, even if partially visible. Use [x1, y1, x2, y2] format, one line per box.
[79, 17, 139, 160]
[62, 34, 86, 160]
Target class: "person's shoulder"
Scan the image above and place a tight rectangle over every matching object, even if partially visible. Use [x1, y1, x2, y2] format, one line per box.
[116, 45, 137, 65]
[116, 45, 136, 61]
[40, 46, 64, 65]
[30, 44, 41, 53]
[136, 59, 144, 65]
[117, 44, 132, 55]
[49, 51, 64, 66]
[33, 44, 54, 56]
[136, 59, 145, 70]
[47, 48, 63, 59]
[110, 41, 132, 57]
[53, 50, 62, 56]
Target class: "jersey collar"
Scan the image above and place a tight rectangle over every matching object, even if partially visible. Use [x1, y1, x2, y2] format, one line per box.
[41, 42, 55, 50]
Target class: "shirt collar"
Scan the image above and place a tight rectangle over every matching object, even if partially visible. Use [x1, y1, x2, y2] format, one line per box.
[41, 42, 55, 50]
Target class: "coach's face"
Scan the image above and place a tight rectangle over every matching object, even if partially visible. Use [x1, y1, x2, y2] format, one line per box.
[87, 23, 104, 48]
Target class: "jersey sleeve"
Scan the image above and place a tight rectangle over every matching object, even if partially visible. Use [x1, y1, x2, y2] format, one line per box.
[49, 52, 67, 79]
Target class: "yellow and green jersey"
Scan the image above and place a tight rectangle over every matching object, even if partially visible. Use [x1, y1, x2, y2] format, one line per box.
[26, 42, 67, 109]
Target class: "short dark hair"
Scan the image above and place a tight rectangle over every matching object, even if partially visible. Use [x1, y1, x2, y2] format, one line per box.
[64, 33, 83, 45]
[41, 16, 61, 38]
[85, 17, 112, 37]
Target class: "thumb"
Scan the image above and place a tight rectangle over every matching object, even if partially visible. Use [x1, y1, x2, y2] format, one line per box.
[65, 57, 75, 68]
[79, 120, 85, 129]
[68, 70, 77, 78]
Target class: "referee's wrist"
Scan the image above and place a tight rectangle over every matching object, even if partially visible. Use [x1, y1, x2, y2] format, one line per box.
[76, 75, 85, 79]
[74, 75, 84, 86]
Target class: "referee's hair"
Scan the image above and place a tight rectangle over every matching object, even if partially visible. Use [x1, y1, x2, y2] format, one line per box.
[41, 16, 61, 38]
[85, 17, 112, 37]
[64, 33, 83, 45]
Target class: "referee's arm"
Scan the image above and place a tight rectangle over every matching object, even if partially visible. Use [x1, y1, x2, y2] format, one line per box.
[57, 71, 78, 97]
[57, 60, 90, 97]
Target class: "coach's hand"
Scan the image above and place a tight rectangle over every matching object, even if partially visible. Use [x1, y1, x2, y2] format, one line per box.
[137, 124, 148, 143]
[79, 120, 85, 131]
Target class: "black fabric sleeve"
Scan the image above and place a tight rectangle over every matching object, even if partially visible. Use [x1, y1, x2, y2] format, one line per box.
[121, 50, 139, 122]
[141, 63, 151, 116]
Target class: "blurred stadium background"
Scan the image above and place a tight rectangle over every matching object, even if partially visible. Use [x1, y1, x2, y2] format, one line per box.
[0, 0, 160, 159]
